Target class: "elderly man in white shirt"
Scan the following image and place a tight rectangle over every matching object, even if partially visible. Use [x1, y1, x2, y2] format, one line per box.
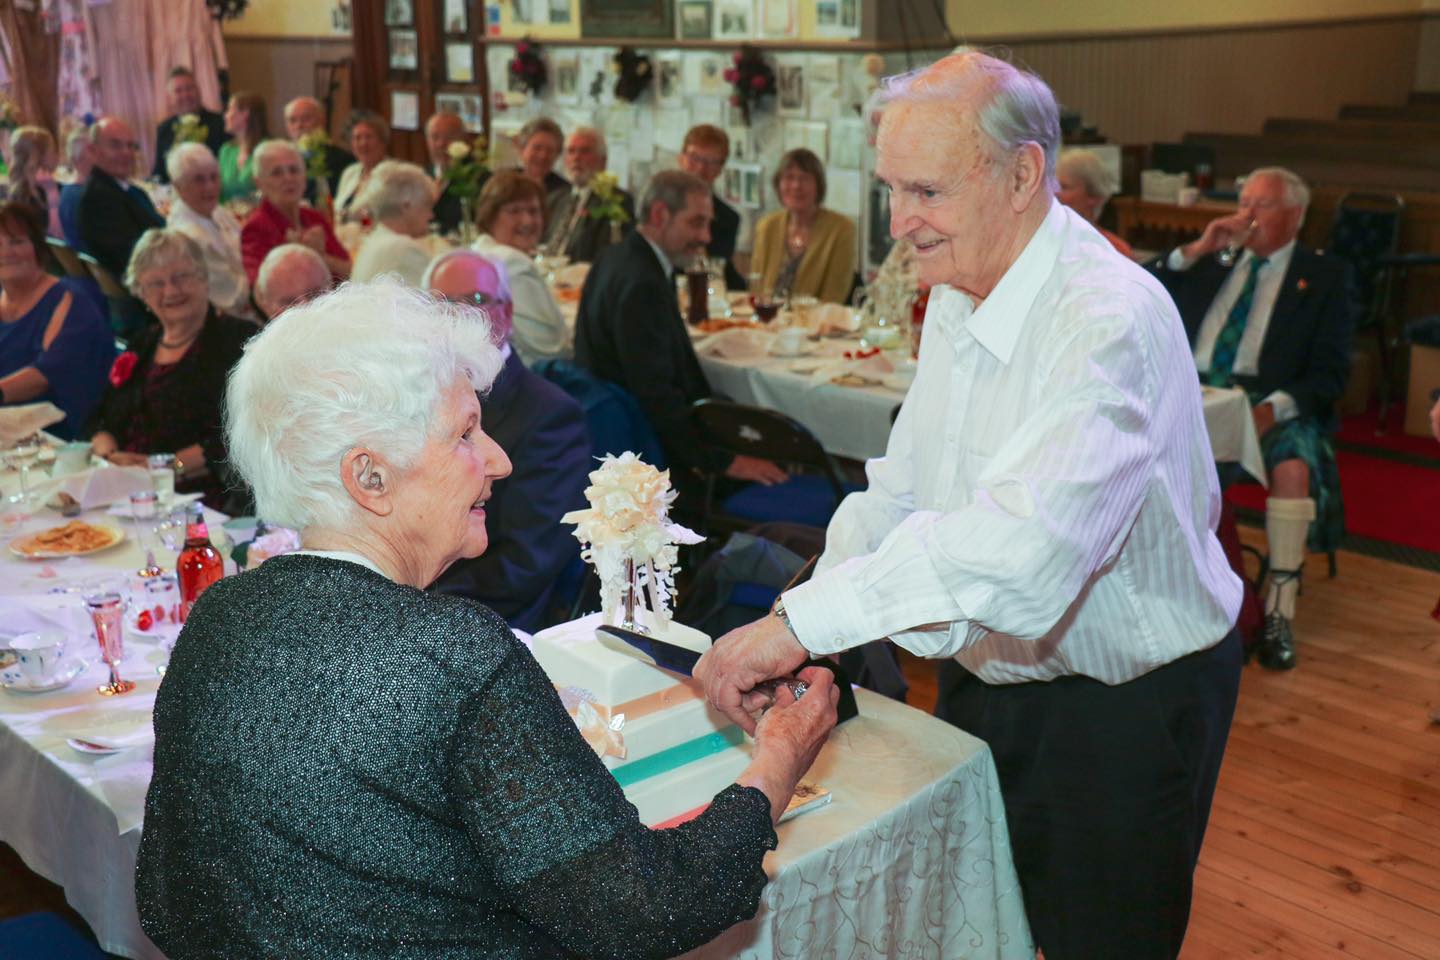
[166, 142, 253, 319]
[695, 51, 1244, 960]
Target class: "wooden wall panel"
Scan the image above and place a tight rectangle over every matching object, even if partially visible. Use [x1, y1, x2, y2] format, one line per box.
[225, 36, 354, 140]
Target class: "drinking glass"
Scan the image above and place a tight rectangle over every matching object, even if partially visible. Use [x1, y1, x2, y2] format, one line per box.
[148, 453, 177, 506]
[85, 589, 135, 696]
[129, 490, 164, 578]
[5, 435, 41, 506]
[1217, 220, 1256, 267]
[153, 506, 189, 557]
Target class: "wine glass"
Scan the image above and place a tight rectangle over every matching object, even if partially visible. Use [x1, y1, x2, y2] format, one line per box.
[5, 434, 41, 506]
[1217, 220, 1256, 267]
[85, 588, 135, 696]
[128, 490, 164, 578]
[147, 453, 177, 508]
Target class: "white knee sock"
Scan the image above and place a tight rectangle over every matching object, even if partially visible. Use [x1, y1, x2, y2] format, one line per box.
[1265, 497, 1316, 619]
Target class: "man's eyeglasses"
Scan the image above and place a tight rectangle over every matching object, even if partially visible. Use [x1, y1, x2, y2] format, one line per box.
[442, 291, 512, 309]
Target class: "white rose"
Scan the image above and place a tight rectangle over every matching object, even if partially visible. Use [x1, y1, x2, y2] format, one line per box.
[447, 141, 471, 161]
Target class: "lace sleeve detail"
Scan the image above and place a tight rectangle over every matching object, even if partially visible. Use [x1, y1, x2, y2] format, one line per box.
[449, 640, 776, 960]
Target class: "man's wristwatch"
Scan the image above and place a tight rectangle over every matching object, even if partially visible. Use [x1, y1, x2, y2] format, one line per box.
[771, 596, 797, 639]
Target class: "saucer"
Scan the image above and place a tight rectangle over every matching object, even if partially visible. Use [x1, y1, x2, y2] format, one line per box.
[66, 737, 124, 756]
[2, 657, 90, 693]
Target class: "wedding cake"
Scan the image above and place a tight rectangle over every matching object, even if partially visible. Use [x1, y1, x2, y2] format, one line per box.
[531, 453, 751, 825]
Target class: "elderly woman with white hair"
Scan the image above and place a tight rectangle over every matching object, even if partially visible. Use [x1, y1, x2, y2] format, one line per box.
[134, 279, 838, 959]
[165, 142, 253, 318]
[349, 159, 448, 285]
[1056, 149, 1133, 257]
[88, 228, 256, 503]
[240, 139, 350, 284]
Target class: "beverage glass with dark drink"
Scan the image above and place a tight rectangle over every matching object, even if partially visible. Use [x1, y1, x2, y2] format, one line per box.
[178, 504, 224, 624]
[685, 268, 710, 326]
[86, 590, 135, 696]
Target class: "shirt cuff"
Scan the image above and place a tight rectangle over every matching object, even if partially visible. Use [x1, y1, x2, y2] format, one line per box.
[1261, 390, 1298, 423]
[779, 567, 870, 656]
[1166, 246, 1195, 271]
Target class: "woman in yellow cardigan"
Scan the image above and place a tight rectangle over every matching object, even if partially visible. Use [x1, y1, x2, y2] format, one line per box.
[751, 149, 857, 304]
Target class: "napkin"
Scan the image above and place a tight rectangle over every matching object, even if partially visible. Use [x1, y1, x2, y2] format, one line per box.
[107, 491, 203, 518]
[800, 304, 861, 335]
[69, 713, 156, 751]
[695, 328, 773, 362]
[0, 402, 65, 446]
[0, 594, 94, 647]
[808, 351, 895, 388]
[59, 466, 152, 510]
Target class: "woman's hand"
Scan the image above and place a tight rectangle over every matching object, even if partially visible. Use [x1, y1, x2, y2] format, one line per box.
[297, 225, 328, 254]
[736, 666, 840, 823]
[105, 451, 149, 467]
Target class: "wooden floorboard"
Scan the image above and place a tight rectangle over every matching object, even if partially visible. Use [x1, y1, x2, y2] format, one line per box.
[2, 531, 1437, 958]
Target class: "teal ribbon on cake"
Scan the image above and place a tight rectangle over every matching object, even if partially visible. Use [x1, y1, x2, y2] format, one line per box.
[611, 727, 747, 788]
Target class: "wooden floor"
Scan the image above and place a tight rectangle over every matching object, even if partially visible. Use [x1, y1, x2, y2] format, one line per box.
[3, 529, 1438, 958]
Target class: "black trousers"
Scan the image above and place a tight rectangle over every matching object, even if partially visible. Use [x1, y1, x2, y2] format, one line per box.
[935, 630, 1243, 960]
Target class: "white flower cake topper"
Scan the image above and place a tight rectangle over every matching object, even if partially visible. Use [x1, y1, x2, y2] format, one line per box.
[561, 452, 703, 628]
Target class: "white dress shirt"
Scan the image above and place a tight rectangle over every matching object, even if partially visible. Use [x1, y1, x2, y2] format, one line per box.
[1168, 241, 1299, 421]
[167, 197, 252, 318]
[472, 233, 572, 365]
[783, 203, 1242, 685]
[351, 223, 448, 286]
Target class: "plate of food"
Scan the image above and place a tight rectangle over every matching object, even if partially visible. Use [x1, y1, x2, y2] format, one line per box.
[9, 520, 125, 559]
[694, 317, 760, 335]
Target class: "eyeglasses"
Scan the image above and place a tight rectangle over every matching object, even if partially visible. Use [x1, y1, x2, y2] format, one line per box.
[138, 271, 202, 296]
[683, 151, 726, 170]
[442, 291, 511, 309]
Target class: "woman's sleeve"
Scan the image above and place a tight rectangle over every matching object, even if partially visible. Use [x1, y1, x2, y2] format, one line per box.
[509, 264, 571, 362]
[32, 287, 116, 432]
[449, 643, 776, 960]
[240, 218, 272, 284]
[819, 213, 857, 304]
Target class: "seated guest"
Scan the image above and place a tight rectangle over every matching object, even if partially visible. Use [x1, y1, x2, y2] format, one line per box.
[241, 140, 350, 284]
[89, 229, 256, 505]
[1150, 166, 1354, 671]
[7, 126, 62, 237]
[350, 160, 446, 286]
[425, 250, 590, 630]
[151, 67, 228, 183]
[333, 110, 390, 225]
[472, 171, 569, 364]
[58, 128, 93, 248]
[575, 170, 785, 486]
[543, 126, 634, 264]
[751, 149, 856, 304]
[515, 116, 568, 193]
[77, 116, 165, 280]
[0, 202, 115, 439]
[218, 91, 268, 203]
[135, 278, 838, 958]
[254, 243, 331, 320]
[165, 143, 251, 319]
[283, 96, 355, 200]
[424, 110, 470, 236]
[679, 123, 745, 290]
[1056, 149, 1132, 257]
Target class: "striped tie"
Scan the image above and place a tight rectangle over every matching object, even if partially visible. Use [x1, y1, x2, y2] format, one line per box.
[1206, 255, 1268, 387]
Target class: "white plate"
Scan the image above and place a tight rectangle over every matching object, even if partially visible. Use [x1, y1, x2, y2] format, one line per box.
[66, 737, 124, 756]
[8, 523, 126, 559]
[882, 370, 916, 391]
[1, 657, 90, 693]
[788, 358, 827, 374]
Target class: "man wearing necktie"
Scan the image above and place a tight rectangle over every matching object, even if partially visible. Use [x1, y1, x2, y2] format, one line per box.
[1151, 167, 1356, 670]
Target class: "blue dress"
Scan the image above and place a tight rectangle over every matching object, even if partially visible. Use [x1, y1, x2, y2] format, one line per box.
[0, 278, 116, 439]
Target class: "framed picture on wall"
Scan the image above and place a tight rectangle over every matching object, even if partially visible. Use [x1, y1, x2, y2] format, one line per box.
[580, 0, 672, 38]
[446, 42, 475, 83]
[391, 90, 420, 131]
[678, 1, 712, 39]
[436, 92, 484, 132]
[389, 30, 419, 71]
[816, 0, 860, 37]
[776, 59, 805, 116]
[715, 0, 752, 39]
[554, 53, 581, 104]
[443, 0, 468, 33]
[385, 0, 414, 26]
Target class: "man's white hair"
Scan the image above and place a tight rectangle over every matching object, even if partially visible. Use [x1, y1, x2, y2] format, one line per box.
[255, 243, 330, 306]
[225, 279, 504, 532]
[1057, 149, 1119, 203]
[569, 125, 607, 162]
[879, 50, 1061, 189]
[356, 160, 435, 223]
[253, 139, 301, 175]
[1247, 166, 1311, 214]
[166, 141, 218, 184]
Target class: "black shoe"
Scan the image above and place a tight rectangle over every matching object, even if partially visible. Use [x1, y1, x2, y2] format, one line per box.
[1258, 612, 1297, 670]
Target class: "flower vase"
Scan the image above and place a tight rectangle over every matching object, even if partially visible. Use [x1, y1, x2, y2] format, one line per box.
[460, 196, 478, 245]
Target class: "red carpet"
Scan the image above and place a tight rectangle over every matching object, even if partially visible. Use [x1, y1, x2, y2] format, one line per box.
[1335, 404, 1440, 461]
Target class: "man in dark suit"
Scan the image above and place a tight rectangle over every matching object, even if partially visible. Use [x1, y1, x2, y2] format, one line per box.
[1151, 166, 1355, 671]
[543, 126, 634, 263]
[425, 249, 592, 632]
[151, 66, 228, 182]
[78, 116, 165, 280]
[680, 123, 745, 291]
[574, 169, 784, 488]
[424, 111, 470, 237]
[284, 96, 355, 201]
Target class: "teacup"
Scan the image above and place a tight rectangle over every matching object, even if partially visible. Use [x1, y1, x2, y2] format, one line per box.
[773, 327, 809, 356]
[6, 631, 68, 685]
[53, 442, 93, 477]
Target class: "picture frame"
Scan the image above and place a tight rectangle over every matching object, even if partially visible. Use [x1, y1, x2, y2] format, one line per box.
[435, 92, 484, 133]
[445, 42, 475, 83]
[442, 0, 468, 33]
[549, 0, 572, 23]
[737, 163, 764, 210]
[759, 0, 795, 39]
[580, 0, 673, 39]
[714, 0, 752, 40]
[816, 0, 861, 38]
[678, 0, 712, 39]
[656, 54, 684, 108]
[776, 59, 805, 116]
[554, 53, 580, 105]
[389, 30, 419, 72]
[390, 90, 420, 131]
[384, 0, 414, 26]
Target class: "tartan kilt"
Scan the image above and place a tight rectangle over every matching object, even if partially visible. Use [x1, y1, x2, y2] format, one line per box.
[1258, 416, 1345, 554]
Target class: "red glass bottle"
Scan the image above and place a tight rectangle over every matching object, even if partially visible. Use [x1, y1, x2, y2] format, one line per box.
[177, 504, 224, 623]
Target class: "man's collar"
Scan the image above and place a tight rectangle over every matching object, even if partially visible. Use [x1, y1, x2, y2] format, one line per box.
[953, 200, 1065, 365]
[638, 228, 673, 278]
[1239, 239, 1296, 273]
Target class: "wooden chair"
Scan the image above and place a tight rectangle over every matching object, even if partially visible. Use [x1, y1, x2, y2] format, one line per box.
[1325, 192, 1405, 419]
[77, 252, 129, 300]
[45, 237, 89, 280]
[77, 251, 146, 338]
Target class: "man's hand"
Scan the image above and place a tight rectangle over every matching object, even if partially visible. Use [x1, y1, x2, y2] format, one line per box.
[1181, 212, 1253, 262]
[725, 454, 788, 485]
[1253, 401, 1277, 438]
[695, 613, 810, 734]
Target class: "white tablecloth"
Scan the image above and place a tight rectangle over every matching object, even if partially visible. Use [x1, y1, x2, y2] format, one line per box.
[1202, 386, 1268, 485]
[2, 496, 1033, 959]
